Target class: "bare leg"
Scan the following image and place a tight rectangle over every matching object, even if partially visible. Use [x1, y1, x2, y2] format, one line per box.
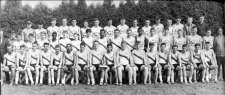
[74, 69, 79, 85]
[27, 69, 34, 85]
[117, 66, 123, 85]
[48, 69, 51, 85]
[171, 69, 174, 83]
[154, 68, 158, 84]
[158, 67, 163, 84]
[188, 66, 193, 84]
[143, 67, 148, 84]
[100, 69, 104, 85]
[56, 69, 61, 85]
[167, 67, 171, 84]
[148, 67, 151, 84]
[35, 67, 39, 85]
[39, 68, 44, 85]
[183, 66, 188, 84]
[133, 68, 137, 85]
[104, 69, 109, 84]
[15, 71, 19, 85]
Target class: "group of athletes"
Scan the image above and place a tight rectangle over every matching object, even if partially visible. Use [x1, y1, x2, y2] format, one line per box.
[1, 16, 223, 86]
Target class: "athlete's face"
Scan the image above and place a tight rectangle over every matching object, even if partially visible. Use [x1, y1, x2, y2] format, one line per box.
[176, 18, 181, 23]
[51, 20, 56, 25]
[62, 19, 67, 26]
[156, 19, 161, 24]
[145, 20, 150, 26]
[84, 21, 89, 27]
[17, 35, 22, 41]
[133, 20, 138, 26]
[199, 16, 205, 23]
[120, 19, 126, 25]
[72, 20, 77, 26]
[206, 30, 211, 36]
[205, 44, 210, 50]
[7, 46, 13, 53]
[167, 20, 172, 26]
[32, 44, 38, 49]
[107, 45, 113, 52]
[20, 46, 25, 53]
[38, 24, 43, 29]
[114, 30, 120, 37]
[148, 45, 154, 51]
[80, 45, 85, 51]
[195, 45, 200, 50]
[182, 46, 187, 51]
[94, 20, 99, 26]
[218, 28, 223, 35]
[151, 29, 156, 35]
[62, 31, 68, 38]
[27, 24, 32, 28]
[86, 32, 91, 37]
[44, 44, 49, 51]
[187, 17, 193, 23]
[160, 45, 166, 51]
[127, 29, 132, 36]
[108, 20, 112, 25]
[93, 41, 99, 49]
[55, 47, 60, 52]
[172, 46, 178, 52]
[52, 33, 57, 39]
[192, 28, 197, 35]
[100, 30, 105, 37]
[138, 29, 144, 35]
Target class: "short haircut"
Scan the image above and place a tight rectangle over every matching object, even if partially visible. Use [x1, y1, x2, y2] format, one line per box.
[195, 43, 201, 47]
[20, 44, 26, 48]
[172, 45, 178, 48]
[107, 43, 112, 47]
[80, 42, 86, 46]
[28, 33, 34, 37]
[192, 26, 197, 29]
[149, 43, 154, 46]
[160, 43, 166, 46]
[86, 29, 91, 33]
[55, 45, 60, 48]
[33, 41, 38, 45]
[66, 43, 72, 47]
[182, 44, 187, 48]
[205, 41, 210, 44]
[44, 42, 49, 46]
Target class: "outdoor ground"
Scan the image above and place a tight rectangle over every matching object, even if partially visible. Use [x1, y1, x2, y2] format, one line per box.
[1, 81, 224, 95]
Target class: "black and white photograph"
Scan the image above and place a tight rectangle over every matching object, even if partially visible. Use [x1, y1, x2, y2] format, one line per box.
[0, 0, 225, 95]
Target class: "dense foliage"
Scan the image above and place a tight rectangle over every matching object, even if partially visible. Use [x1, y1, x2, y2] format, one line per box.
[0, 0, 224, 36]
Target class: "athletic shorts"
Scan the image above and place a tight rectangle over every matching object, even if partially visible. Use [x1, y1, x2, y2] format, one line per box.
[63, 64, 74, 73]
[159, 63, 169, 70]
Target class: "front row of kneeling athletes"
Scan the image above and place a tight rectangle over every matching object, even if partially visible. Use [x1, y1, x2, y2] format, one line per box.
[2, 39, 218, 86]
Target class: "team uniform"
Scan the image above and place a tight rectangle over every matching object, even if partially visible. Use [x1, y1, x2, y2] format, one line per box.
[12, 40, 25, 52]
[111, 37, 122, 53]
[142, 26, 151, 37]
[187, 34, 202, 51]
[22, 28, 34, 41]
[69, 25, 81, 40]
[147, 34, 159, 52]
[203, 36, 214, 49]
[40, 49, 52, 84]
[153, 24, 164, 36]
[71, 40, 81, 52]
[59, 25, 70, 38]
[172, 23, 184, 38]
[173, 37, 187, 52]
[104, 25, 116, 39]
[80, 27, 90, 38]
[91, 26, 102, 40]
[123, 36, 135, 51]
[97, 37, 108, 54]
[83, 36, 94, 51]
[117, 24, 129, 38]
[136, 35, 146, 50]
[35, 28, 47, 40]
[160, 35, 173, 51]
[59, 38, 71, 52]
[15, 51, 28, 85]
[130, 26, 139, 37]
[47, 25, 59, 39]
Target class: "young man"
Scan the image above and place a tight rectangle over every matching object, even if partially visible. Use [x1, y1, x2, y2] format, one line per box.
[160, 28, 173, 51]
[37, 32, 49, 49]
[24, 34, 35, 51]
[97, 29, 108, 54]
[61, 44, 77, 85]
[116, 41, 133, 85]
[22, 21, 34, 41]
[214, 27, 225, 81]
[130, 19, 139, 37]
[110, 29, 122, 53]
[82, 29, 94, 51]
[203, 29, 214, 49]
[180, 44, 194, 84]
[104, 19, 116, 39]
[50, 32, 59, 52]
[69, 19, 81, 40]
[135, 28, 146, 50]
[173, 29, 187, 52]
[47, 18, 59, 40]
[59, 31, 71, 52]
[15, 45, 29, 85]
[117, 18, 129, 38]
[102, 43, 117, 85]
[76, 42, 94, 85]
[26, 42, 40, 85]
[71, 34, 81, 52]
[172, 17, 184, 38]
[40, 43, 52, 85]
[50, 45, 63, 85]
[2, 45, 16, 85]
[191, 43, 206, 83]
[168, 45, 182, 83]
[184, 17, 196, 36]
[204, 42, 218, 82]
[91, 18, 102, 40]
[142, 20, 152, 37]
[132, 41, 147, 85]
[153, 18, 164, 36]
[12, 34, 25, 53]
[147, 28, 160, 52]
[197, 16, 208, 37]
[158, 43, 170, 84]
[59, 18, 70, 39]
[187, 26, 203, 51]
[35, 23, 47, 41]
[90, 41, 104, 85]
[123, 29, 135, 51]
[80, 20, 90, 39]
[165, 19, 174, 36]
